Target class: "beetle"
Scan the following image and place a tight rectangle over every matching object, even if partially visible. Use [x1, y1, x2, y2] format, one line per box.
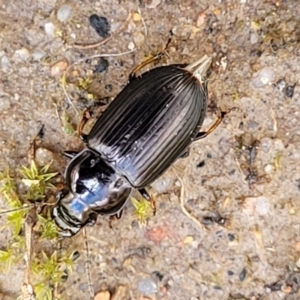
[52, 54, 228, 237]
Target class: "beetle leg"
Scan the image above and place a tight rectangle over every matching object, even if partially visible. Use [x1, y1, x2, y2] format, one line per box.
[150, 197, 156, 216]
[63, 151, 79, 159]
[78, 108, 92, 138]
[85, 212, 98, 226]
[194, 109, 232, 140]
[138, 188, 151, 200]
[138, 188, 156, 216]
[108, 210, 123, 228]
[129, 34, 173, 80]
[78, 100, 110, 141]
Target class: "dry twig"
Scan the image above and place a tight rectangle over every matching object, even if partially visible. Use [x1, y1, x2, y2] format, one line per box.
[173, 168, 205, 231]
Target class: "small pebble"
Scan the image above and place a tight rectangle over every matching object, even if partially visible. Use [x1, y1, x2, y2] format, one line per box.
[34, 148, 56, 167]
[281, 285, 292, 294]
[132, 12, 142, 21]
[147, 0, 161, 9]
[251, 67, 276, 88]
[128, 42, 135, 50]
[228, 233, 235, 241]
[153, 177, 173, 193]
[255, 196, 270, 216]
[75, 262, 86, 274]
[32, 49, 45, 61]
[250, 32, 259, 44]
[94, 290, 110, 300]
[78, 282, 88, 292]
[111, 285, 128, 300]
[243, 196, 270, 216]
[197, 160, 205, 168]
[44, 22, 55, 38]
[137, 278, 158, 295]
[183, 236, 194, 245]
[133, 32, 145, 48]
[266, 282, 282, 292]
[239, 268, 247, 281]
[89, 14, 110, 38]
[15, 48, 30, 60]
[57, 5, 72, 22]
[285, 85, 295, 98]
[1, 55, 11, 73]
[261, 138, 272, 153]
[152, 271, 164, 281]
[264, 164, 274, 174]
[94, 57, 109, 73]
[275, 79, 286, 92]
[289, 208, 296, 215]
[196, 12, 206, 27]
[51, 59, 69, 77]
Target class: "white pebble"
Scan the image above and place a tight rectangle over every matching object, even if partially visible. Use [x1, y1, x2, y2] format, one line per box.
[255, 196, 270, 216]
[32, 49, 45, 61]
[251, 67, 276, 88]
[15, 48, 31, 60]
[44, 22, 55, 38]
[1, 55, 11, 73]
[128, 42, 135, 50]
[137, 278, 158, 295]
[250, 32, 259, 44]
[57, 5, 72, 22]
[14, 93, 20, 101]
[153, 177, 173, 193]
[264, 164, 274, 174]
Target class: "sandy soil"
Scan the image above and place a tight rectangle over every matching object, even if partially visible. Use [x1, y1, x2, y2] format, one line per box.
[0, 0, 300, 299]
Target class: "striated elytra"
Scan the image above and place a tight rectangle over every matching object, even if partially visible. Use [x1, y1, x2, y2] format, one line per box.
[52, 55, 212, 237]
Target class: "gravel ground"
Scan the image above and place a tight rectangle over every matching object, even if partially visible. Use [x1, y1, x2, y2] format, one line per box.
[0, 0, 300, 299]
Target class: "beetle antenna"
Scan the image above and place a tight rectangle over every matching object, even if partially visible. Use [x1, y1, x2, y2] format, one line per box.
[83, 228, 94, 299]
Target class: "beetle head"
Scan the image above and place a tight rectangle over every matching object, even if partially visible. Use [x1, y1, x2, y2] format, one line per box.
[52, 150, 132, 237]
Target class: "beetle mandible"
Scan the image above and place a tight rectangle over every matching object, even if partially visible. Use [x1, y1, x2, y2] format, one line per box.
[52, 52, 228, 237]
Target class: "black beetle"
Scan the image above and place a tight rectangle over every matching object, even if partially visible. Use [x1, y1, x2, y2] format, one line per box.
[52, 55, 224, 237]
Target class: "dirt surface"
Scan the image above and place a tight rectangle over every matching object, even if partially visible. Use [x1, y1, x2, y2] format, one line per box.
[1, 0, 300, 299]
